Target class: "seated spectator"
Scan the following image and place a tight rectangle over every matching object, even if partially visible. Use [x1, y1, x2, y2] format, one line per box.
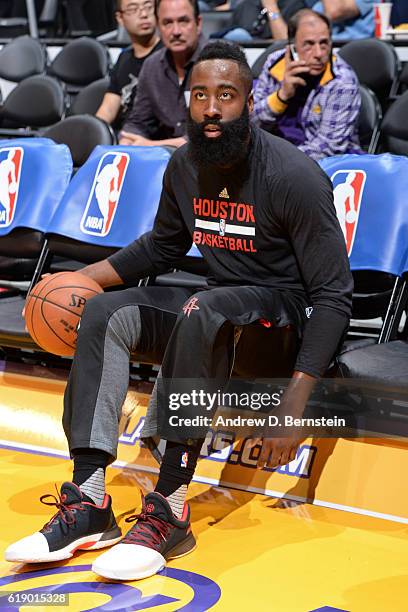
[312, 0, 374, 40]
[232, 0, 374, 41]
[252, 9, 362, 160]
[218, 0, 290, 42]
[119, 0, 206, 148]
[96, 0, 161, 131]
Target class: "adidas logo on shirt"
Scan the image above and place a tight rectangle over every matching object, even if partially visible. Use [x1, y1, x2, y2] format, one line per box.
[219, 187, 229, 199]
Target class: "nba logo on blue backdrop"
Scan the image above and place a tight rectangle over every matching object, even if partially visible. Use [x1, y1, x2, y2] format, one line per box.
[0, 146, 24, 228]
[80, 152, 129, 237]
[331, 169, 366, 256]
[181, 451, 188, 468]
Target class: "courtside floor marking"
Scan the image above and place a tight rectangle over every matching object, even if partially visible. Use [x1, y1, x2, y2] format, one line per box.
[2, 438, 408, 526]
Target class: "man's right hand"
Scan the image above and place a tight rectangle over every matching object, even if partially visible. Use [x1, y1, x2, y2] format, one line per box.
[23, 262, 123, 319]
[278, 47, 310, 103]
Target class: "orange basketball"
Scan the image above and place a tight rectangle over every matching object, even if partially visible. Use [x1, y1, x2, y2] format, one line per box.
[25, 272, 103, 356]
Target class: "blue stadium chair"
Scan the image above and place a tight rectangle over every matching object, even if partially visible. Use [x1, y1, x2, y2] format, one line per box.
[0, 138, 72, 351]
[0, 145, 171, 356]
[30, 145, 172, 283]
[320, 153, 408, 343]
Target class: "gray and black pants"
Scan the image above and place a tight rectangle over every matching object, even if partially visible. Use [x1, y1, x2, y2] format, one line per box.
[63, 284, 307, 459]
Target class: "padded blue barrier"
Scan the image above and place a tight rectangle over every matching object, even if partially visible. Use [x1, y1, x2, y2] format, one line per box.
[0, 138, 73, 236]
[46, 146, 172, 248]
[320, 153, 408, 276]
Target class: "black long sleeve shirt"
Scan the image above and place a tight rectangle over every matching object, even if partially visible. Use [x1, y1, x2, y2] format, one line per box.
[109, 127, 353, 377]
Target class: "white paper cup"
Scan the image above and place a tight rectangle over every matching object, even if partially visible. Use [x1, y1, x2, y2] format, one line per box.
[374, 3, 393, 39]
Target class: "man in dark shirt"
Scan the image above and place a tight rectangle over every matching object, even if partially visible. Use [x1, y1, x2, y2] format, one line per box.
[6, 42, 352, 582]
[96, 0, 161, 130]
[119, 0, 206, 148]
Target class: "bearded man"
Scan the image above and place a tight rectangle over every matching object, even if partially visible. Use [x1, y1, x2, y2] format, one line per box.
[6, 41, 352, 582]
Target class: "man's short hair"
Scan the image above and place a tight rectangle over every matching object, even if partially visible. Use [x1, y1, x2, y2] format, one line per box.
[288, 9, 331, 41]
[115, 0, 123, 10]
[155, 0, 200, 20]
[194, 41, 253, 95]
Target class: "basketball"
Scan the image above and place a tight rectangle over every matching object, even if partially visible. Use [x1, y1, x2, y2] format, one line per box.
[25, 272, 103, 357]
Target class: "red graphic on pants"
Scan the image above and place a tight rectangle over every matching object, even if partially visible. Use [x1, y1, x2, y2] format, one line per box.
[183, 297, 200, 318]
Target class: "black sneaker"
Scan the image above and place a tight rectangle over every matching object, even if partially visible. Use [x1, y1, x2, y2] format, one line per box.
[5, 482, 122, 563]
[92, 491, 196, 580]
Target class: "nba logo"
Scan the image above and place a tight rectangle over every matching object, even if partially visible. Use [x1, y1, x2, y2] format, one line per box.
[219, 218, 226, 236]
[80, 152, 129, 237]
[0, 146, 23, 228]
[181, 451, 188, 468]
[331, 169, 366, 256]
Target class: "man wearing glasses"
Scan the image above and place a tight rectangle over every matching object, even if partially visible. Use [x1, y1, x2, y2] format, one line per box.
[119, 0, 206, 148]
[96, 0, 162, 131]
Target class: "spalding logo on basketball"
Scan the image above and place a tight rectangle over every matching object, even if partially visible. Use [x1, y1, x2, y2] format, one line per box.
[25, 272, 103, 357]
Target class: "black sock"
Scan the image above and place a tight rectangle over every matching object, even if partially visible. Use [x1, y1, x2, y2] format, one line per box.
[72, 448, 110, 505]
[155, 440, 203, 497]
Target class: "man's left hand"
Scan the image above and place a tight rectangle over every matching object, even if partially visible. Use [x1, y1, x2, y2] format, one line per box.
[250, 371, 317, 469]
[254, 434, 305, 469]
[119, 132, 154, 146]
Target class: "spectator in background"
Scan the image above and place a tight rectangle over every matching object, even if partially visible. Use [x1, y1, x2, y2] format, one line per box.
[217, 0, 291, 42]
[312, 0, 374, 40]
[119, 0, 206, 148]
[96, 0, 161, 131]
[240, 0, 374, 40]
[252, 9, 362, 160]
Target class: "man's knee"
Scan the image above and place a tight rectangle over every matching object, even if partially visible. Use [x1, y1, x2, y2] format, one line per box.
[79, 292, 121, 336]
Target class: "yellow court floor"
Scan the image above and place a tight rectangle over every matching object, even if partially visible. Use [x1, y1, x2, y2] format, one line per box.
[0, 364, 407, 611]
[0, 449, 407, 611]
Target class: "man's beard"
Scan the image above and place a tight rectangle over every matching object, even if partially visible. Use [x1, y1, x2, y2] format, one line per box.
[186, 105, 250, 168]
